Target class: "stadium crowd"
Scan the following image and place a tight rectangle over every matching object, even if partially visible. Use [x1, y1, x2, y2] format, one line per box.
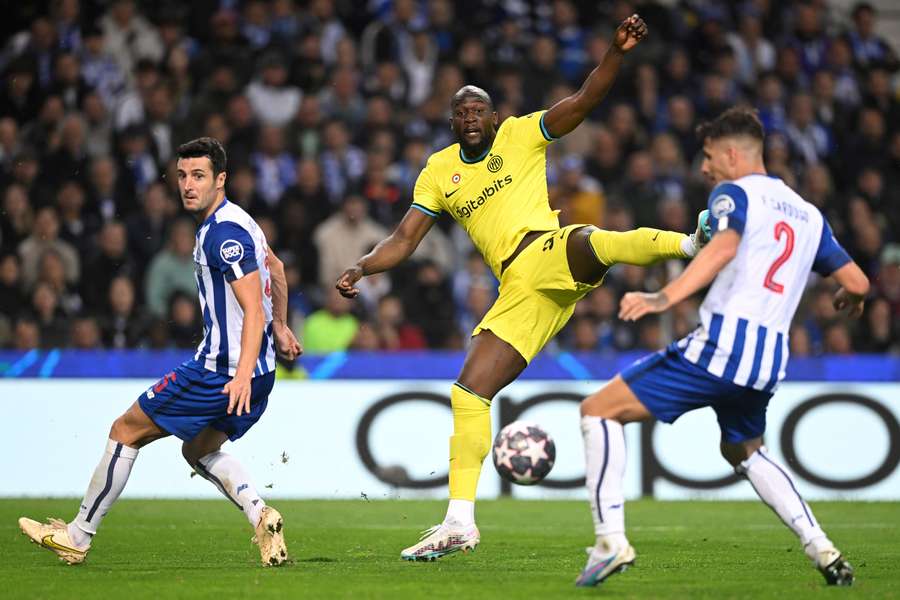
[0, 0, 897, 356]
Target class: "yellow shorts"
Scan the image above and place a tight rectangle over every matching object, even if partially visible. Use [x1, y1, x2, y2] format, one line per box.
[473, 225, 599, 363]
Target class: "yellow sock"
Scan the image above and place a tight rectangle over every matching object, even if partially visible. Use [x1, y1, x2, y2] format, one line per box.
[589, 228, 691, 267]
[448, 383, 492, 502]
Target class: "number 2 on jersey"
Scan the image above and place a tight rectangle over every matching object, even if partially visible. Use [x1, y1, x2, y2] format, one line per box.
[763, 221, 794, 294]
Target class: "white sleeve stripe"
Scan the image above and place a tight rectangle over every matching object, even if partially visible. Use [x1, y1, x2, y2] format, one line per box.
[232, 263, 244, 279]
[718, 216, 729, 231]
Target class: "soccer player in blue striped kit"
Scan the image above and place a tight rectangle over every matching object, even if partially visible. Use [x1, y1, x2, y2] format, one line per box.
[18, 138, 302, 566]
[575, 108, 869, 587]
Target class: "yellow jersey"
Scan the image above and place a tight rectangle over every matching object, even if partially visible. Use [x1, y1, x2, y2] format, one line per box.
[412, 111, 560, 278]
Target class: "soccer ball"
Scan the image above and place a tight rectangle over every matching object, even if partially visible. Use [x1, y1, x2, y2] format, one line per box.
[492, 421, 556, 485]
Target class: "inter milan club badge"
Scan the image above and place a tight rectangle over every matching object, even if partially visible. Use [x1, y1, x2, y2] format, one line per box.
[451, 173, 461, 184]
[487, 155, 503, 173]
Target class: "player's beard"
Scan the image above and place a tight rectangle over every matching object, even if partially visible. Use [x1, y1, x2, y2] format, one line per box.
[459, 130, 492, 159]
[183, 187, 217, 217]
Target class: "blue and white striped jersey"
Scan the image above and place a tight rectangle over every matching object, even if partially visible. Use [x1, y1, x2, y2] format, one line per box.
[191, 198, 275, 377]
[676, 174, 850, 392]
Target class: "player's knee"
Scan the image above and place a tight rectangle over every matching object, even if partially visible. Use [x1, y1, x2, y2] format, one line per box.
[109, 414, 138, 446]
[181, 443, 200, 467]
[721, 439, 761, 468]
[580, 391, 623, 421]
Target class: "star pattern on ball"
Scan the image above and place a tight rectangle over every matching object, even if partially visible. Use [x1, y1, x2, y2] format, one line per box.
[518, 437, 550, 465]
[511, 468, 535, 484]
[502, 421, 536, 437]
[494, 437, 515, 470]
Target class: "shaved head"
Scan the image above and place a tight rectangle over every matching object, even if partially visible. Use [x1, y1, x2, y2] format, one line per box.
[451, 85, 493, 110]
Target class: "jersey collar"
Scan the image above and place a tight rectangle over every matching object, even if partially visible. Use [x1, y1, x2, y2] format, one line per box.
[459, 144, 491, 164]
[200, 196, 229, 229]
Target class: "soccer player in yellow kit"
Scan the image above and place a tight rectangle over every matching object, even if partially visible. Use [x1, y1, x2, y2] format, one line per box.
[337, 15, 703, 561]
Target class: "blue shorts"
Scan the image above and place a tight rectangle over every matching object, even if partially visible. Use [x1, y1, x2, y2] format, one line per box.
[621, 344, 772, 443]
[138, 360, 275, 442]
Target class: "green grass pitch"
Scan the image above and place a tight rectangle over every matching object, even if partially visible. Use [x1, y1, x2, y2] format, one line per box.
[2, 499, 898, 599]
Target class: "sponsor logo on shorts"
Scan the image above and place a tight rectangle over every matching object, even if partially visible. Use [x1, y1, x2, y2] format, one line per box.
[220, 239, 244, 264]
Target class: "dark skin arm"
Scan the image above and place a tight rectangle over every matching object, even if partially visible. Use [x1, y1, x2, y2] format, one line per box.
[542, 14, 648, 139]
[335, 208, 435, 298]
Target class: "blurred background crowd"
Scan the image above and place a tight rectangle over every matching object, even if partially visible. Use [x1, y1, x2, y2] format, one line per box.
[0, 0, 897, 357]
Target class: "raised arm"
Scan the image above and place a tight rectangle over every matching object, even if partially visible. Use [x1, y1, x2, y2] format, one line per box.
[541, 14, 647, 139]
[335, 207, 435, 298]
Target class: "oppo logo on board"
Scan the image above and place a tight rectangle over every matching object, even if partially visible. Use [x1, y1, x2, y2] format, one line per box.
[354, 392, 900, 494]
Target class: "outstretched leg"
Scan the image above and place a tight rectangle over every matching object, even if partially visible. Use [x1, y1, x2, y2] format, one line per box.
[18, 401, 167, 564]
[401, 330, 526, 561]
[566, 211, 709, 284]
[724, 438, 854, 586]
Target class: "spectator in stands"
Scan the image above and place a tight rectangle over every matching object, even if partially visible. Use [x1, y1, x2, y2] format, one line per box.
[825, 37, 862, 107]
[30, 281, 69, 348]
[48, 53, 92, 114]
[12, 317, 40, 350]
[400, 260, 456, 349]
[846, 2, 898, 71]
[727, 8, 776, 87]
[785, 92, 833, 166]
[0, 59, 41, 124]
[81, 92, 113, 159]
[126, 181, 173, 275]
[312, 194, 386, 291]
[100, 0, 163, 83]
[858, 297, 895, 353]
[70, 315, 103, 349]
[19, 206, 80, 291]
[0, 117, 20, 171]
[1, 183, 32, 255]
[101, 275, 149, 348]
[144, 218, 195, 318]
[36, 249, 82, 316]
[55, 180, 95, 258]
[79, 24, 126, 108]
[251, 125, 295, 208]
[82, 220, 134, 309]
[303, 286, 359, 353]
[167, 290, 200, 348]
[0, 253, 24, 317]
[375, 294, 426, 350]
[551, 154, 605, 227]
[246, 52, 301, 127]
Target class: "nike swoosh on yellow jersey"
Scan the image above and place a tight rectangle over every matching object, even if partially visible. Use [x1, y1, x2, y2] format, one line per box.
[445, 189, 459, 198]
[41, 534, 84, 555]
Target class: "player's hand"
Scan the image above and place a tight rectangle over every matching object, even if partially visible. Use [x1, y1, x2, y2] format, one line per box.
[613, 14, 648, 52]
[832, 287, 865, 319]
[619, 291, 670, 322]
[273, 322, 303, 361]
[336, 266, 363, 299]
[223, 373, 252, 416]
